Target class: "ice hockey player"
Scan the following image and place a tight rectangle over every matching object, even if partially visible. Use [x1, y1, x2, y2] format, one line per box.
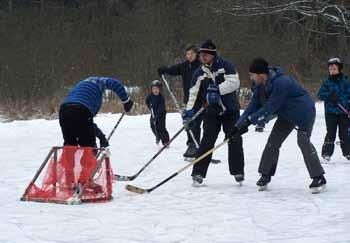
[59, 76, 133, 148]
[231, 58, 326, 193]
[317, 57, 350, 162]
[59, 76, 133, 197]
[183, 39, 244, 186]
[145, 80, 170, 146]
[158, 45, 220, 163]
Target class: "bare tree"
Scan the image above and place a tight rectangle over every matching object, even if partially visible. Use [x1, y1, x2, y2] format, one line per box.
[212, 0, 350, 36]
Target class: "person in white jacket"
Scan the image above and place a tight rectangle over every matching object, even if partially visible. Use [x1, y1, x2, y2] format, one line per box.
[182, 40, 244, 186]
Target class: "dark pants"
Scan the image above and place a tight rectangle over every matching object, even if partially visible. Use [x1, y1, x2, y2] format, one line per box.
[150, 114, 170, 145]
[186, 114, 202, 146]
[259, 116, 324, 178]
[322, 113, 350, 157]
[59, 103, 96, 147]
[191, 110, 244, 178]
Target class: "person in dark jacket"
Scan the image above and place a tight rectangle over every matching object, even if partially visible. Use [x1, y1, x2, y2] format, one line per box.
[318, 57, 350, 161]
[183, 40, 244, 186]
[232, 58, 326, 193]
[145, 80, 170, 146]
[59, 77, 133, 147]
[158, 45, 204, 160]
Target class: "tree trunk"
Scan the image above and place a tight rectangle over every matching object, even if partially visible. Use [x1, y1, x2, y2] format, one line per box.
[40, 0, 44, 14]
[8, 0, 12, 13]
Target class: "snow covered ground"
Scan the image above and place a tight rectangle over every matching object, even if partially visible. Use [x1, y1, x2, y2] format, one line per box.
[0, 103, 350, 243]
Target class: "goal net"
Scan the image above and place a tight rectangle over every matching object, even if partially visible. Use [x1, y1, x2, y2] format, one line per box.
[21, 146, 113, 204]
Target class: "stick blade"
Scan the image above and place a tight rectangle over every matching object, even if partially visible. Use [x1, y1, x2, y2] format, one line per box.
[125, 184, 149, 194]
[114, 174, 134, 181]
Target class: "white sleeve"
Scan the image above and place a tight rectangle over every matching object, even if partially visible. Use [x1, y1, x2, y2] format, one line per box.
[219, 73, 240, 95]
[186, 73, 206, 110]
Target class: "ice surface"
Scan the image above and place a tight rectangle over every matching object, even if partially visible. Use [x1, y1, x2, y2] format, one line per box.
[0, 103, 349, 243]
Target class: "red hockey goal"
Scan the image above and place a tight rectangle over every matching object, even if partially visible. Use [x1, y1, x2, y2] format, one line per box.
[21, 146, 113, 204]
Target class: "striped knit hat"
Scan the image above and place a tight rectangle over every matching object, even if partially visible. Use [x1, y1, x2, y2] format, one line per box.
[199, 40, 217, 56]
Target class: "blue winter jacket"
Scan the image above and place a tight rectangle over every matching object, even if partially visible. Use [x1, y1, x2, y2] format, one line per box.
[317, 73, 350, 115]
[237, 67, 315, 130]
[186, 56, 240, 114]
[62, 77, 129, 116]
[145, 93, 167, 118]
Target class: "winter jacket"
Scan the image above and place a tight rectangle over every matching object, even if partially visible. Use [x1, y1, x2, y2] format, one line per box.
[162, 59, 201, 104]
[186, 56, 240, 115]
[145, 93, 166, 118]
[317, 73, 350, 115]
[237, 67, 315, 130]
[62, 77, 129, 116]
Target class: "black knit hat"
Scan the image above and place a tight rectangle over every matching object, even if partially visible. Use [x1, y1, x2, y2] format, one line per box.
[327, 57, 343, 71]
[199, 39, 217, 56]
[249, 58, 269, 74]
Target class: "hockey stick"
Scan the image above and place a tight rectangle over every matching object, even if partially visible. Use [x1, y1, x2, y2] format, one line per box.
[161, 74, 199, 148]
[150, 105, 160, 143]
[96, 112, 125, 159]
[125, 137, 229, 194]
[113, 107, 205, 181]
[337, 103, 350, 117]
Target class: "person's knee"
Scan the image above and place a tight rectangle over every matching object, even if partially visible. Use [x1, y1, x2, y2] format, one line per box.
[297, 131, 309, 148]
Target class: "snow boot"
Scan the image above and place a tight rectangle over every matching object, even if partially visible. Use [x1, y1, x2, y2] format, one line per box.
[210, 158, 221, 164]
[192, 174, 204, 187]
[234, 174, 244, 186]
[183, 144, 197, 161]
[309, 175, 327, 194]
[321, 154, 331, 163]
[255, 126, 264, 133]
[256, 175, 271, 191]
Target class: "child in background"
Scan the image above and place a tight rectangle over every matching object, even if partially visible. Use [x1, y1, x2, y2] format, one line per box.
[318, 57, 350, 162]
[145, 80, 170, 146]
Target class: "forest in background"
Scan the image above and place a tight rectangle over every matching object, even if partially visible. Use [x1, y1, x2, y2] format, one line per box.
[0, 0, 349, 119]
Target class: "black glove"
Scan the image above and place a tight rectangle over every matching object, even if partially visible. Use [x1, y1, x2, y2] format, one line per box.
[229, 126, 248, 139]
[123, 99, 134, 113]
[329, 91, 339, 104]
[99, 135, 109, 148]
[157, 66, 167, 76]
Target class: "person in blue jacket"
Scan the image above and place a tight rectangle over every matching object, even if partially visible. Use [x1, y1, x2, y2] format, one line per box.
[317, 57, 350, 161]
[232, 58, 326, 193]
[59, 77, 134, 148]
[145, 80, 170, 146]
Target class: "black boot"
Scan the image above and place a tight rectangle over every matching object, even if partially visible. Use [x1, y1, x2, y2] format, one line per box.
[255, 126, 264, 133]
[192, 174, 204, 187]
[210, 158, 221, 164]
[309, 175, 327, 194]
[256, 175, 271, 191]
[234, 174, 244, 186]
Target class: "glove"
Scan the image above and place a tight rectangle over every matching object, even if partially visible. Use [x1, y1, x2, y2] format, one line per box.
[157, 66, 167, 76]
[229, 126, 249, 140]
[206, 83, 220, 105]
[329, 91, 339, 104]
[99, 135, 109, 148]
[229, 119, 251, 139]
[182, 109, 194, 124]
[123, 99, 134, 113]
[201, 65, 215, 80]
